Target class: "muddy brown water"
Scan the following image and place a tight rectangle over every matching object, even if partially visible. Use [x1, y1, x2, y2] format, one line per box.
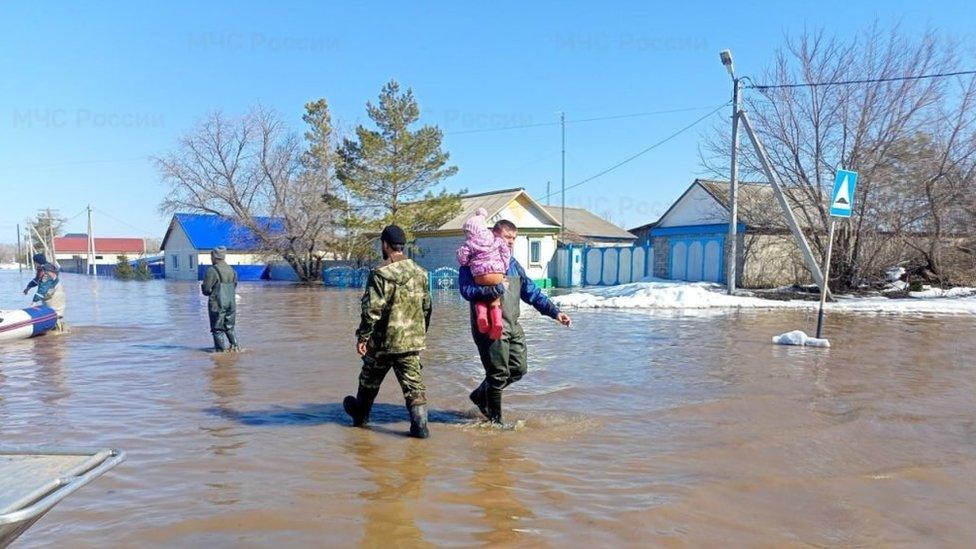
[2, 270, 975, 547]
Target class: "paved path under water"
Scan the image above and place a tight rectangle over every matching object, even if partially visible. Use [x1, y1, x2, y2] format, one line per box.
[2, 271, 975, 546]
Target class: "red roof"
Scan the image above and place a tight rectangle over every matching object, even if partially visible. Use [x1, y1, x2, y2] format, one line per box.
[54, 236, 145, 254]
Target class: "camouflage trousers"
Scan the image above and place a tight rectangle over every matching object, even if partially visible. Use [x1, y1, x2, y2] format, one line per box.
[359, 352, 427, 406]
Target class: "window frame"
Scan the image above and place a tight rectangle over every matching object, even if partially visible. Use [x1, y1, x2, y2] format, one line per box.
[529, 238, 543, 266]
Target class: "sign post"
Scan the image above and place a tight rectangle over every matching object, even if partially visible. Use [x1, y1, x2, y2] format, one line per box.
[816, 169, 858, 338]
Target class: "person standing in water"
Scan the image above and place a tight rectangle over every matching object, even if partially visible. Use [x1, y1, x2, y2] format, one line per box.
[201, 246, 239, 352]
[460, 219, 572, 427]
[344, 225, 433, 439]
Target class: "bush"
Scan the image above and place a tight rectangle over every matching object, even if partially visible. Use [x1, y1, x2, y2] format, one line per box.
[908, 279, 924, 292]
[114, 254, 134, 280]
[135, 259, 152, 280]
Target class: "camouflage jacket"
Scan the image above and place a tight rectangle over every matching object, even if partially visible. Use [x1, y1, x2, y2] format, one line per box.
[356, 258, 432, 356]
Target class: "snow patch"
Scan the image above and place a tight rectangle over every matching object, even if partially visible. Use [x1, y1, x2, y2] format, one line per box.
[772, 330, 830, 348]
[553, 281, 976, 315]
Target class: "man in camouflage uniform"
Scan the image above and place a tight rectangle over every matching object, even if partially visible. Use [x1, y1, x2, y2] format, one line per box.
[344, 225, 433, 438]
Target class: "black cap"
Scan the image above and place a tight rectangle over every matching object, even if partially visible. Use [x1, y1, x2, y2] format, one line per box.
[380, 224, 407, 245]
[33, 253, 47, 265]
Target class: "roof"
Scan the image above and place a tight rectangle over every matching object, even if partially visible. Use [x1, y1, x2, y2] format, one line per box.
[161, 213, 285, 251]
[696, 179, 822, 229]
[645, 179, 822, 231]
[54, 235, 145, 254]
[543, 206, 636, 241]
[430, 188, 561, 232]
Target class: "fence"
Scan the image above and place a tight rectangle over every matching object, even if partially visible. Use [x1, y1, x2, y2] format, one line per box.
[321, 265, 461, 291]
[322, 266, 371, 288]
[555, 244, 653, 287]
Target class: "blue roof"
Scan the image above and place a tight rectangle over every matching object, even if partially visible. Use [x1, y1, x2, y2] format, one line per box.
[163, 213, 285, 251]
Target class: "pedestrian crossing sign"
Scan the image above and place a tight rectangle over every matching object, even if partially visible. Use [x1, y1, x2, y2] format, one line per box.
[830, 170, 857, 218]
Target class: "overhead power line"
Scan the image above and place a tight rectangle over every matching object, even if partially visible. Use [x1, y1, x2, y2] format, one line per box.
[539, 101, 730, 201]
[445, 105, 721, 136]
[747, 69, 976, 91]
[93, 207, 155, 236]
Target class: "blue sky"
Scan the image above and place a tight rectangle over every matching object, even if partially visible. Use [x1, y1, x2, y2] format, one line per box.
[1, 1, 974, 241]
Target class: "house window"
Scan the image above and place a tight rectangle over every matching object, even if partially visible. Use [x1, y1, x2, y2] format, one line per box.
[190, 255, 195, 269]
[529, 239, 542, 265]
[173, 255, 179, 270]
[95, 255, 103, 260]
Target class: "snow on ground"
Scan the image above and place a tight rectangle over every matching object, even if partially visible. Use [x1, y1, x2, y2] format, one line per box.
[0, 263, 22, 270]
[552, 280, 976, 315]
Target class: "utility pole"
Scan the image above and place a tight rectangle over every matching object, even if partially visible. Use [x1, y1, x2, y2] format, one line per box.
[720, 49, 740, 294]
[87, 204, 96, 276]
[546, 181, 551, 206]
[26, 221, 36, 270]
[719, 49, 828, 297]
[739, 111, 827, 294]
[560, 111, 566, 237]
[48, 208, 58, 267]
[16, 223, 22, 273]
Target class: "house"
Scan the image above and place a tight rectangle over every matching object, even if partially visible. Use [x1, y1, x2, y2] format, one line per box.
[544, 206, 637, 247]
[411, 188, 561, 287]
[160, 213, 284, 281]
[640, 179, 814, 288]
[53, 234, 147, 276]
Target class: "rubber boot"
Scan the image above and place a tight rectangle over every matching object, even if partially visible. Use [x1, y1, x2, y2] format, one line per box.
[343, 386, 379, 427]
[475, 301, 490, 333]
[408, 403, 429, 439]
[226, 330, 240, 352]
[485, 386, 503, 424]
[469, 381, 489, 418]
[488, 305, 504, 340]
[212, 332, 228, 352]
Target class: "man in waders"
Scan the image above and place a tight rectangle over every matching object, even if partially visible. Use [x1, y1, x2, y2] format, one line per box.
[344, 225, 433, 439]
[201, 246, 239, 352]
[461, 219, 572, 427]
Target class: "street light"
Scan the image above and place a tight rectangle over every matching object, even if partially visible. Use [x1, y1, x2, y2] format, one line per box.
[721, 49, 740, 294]
[720, 49, 735, 77]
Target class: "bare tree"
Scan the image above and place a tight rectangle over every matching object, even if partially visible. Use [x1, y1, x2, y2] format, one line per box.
[157, 107, 338, 282]
[703, 24, 976, 289]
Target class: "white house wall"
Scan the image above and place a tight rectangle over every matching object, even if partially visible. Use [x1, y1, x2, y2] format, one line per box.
[413, 234, 557, 281]
[658, 184, 727, 227]
[491, 196, 559, 230]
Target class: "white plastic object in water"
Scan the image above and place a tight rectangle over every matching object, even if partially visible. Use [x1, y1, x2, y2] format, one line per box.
[772, 330, 830, 348]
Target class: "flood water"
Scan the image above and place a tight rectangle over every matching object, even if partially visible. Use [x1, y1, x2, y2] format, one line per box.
[2, 269, 976, 547]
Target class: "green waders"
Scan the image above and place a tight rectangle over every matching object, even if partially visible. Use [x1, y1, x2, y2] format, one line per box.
[209, 266, 238, 352]
[469, 271, 527, 424]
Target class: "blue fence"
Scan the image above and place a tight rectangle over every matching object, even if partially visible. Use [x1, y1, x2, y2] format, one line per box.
[321, 265, 461, 291]
[428, 266, 460, 291]
[558, 243, 653, 287]
[323, 266, 371, 288]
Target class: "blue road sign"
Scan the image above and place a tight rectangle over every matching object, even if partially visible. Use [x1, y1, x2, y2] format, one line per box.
[830, 170, 858, 218]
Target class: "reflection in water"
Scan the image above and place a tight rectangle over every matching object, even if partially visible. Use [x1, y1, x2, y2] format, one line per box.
[33, 332, 71, 405]
[471, 434, 535, 545]
[471, 441, 536, 545]
[348, 435, 431, 548]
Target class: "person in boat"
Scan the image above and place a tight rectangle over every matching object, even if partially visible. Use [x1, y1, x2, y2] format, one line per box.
[22, 253, 65, 329]
[343, 224, 433, 439]
[23, 254, 60, 304]
[200, 246, 239, 352]
[460, 219, 572, 427]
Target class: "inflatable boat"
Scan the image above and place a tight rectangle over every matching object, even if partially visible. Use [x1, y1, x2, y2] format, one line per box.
[0, 448, 125, 547]
[0, 305, 58, 342]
